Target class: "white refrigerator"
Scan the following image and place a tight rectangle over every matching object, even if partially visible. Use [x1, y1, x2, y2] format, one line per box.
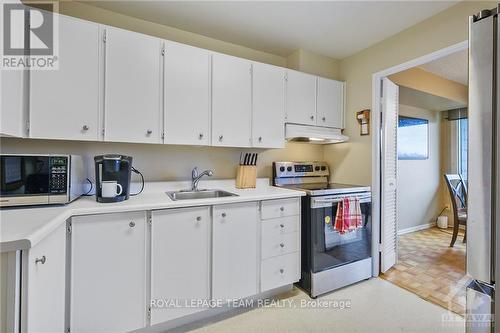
[467, 4, 500, 333]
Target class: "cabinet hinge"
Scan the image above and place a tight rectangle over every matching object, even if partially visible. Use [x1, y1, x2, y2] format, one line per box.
[148, 216, 152, 225]
[161, 132, 165, 140]
[284, 73, 288, 81]
[26, 121, 30, 134]
[67, 223, 72, 235]
[103, 30, 107, 43]
[378, 243, 383, 252]
[66, 327, 70, 333]
[161, 48, 165, 56]
[147, 305, 151, 318]
[249, 66, 252, 75]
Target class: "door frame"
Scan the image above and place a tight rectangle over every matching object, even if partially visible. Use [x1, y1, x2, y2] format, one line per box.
[370, 40, 468, 276]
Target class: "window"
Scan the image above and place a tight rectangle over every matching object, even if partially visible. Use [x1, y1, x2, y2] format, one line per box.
[458, 118, 468, 181]
[398, 116, 429, 160]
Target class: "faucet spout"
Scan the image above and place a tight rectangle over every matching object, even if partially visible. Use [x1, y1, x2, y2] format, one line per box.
[191, 167, 213, 191]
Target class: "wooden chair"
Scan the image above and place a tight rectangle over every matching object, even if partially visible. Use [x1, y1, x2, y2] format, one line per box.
[444, 174, 467, 247]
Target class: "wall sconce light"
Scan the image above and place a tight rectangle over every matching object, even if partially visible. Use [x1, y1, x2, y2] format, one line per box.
[356, 109, 370, 136]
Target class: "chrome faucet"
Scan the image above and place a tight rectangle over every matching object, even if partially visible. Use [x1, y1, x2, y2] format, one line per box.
[191, 167, 213, 191]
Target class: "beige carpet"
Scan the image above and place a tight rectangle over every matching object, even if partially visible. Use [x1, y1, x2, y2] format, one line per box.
[183, 278, 464, 333]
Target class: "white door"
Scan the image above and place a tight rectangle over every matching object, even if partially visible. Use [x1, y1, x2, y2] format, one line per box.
[30, 15, 100, 141]
[70, 212, 147, 333]
[212, 203, 258, 300]
[252, 62, 285, 148]
[212, 53, 252, 147]
[0, 69, 24, 137]
[164, 41, 210, 145]
[317, 77, 344, 129]
[151, 207, 210, 323]
[381, 77, 399, 273]
[25, 224, 66, 333]
[285, 70, 316, 126]
[104, 27, 162, 144]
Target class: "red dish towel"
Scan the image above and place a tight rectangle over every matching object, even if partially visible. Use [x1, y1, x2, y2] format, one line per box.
[334, 197, 362, 234]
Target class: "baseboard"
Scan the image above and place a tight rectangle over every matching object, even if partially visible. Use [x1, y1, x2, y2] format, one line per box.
[398, 222, 436, 235]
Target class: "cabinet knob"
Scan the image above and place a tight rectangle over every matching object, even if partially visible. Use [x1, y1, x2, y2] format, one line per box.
[279, 269, 284, 274]
[322, 117, 326, 121]
[280, 243, 285, 248]
[221, 212, 226, 218]
[35, 255, 46, 265]
[196, 216, 202, 221]
[199, 133, 204, 140]
[146, 129, 153, 135]
[129, 221, 135, 228]
[280, 224, 285, 228]
[82, 125, 89, 131]
[310, 115, 314, 120]
[219, 135, 224, 142]
[280, 207, 285, 212]
[258, 136, 262, 142]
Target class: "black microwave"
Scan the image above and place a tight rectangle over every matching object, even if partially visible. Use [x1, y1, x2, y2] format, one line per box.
[0, 154, 86, 207]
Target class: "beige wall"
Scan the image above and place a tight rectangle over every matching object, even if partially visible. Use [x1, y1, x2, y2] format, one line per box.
[397, 105, 442, 231]
[324, 1, 495, 186]
[286, 49, 340, 80]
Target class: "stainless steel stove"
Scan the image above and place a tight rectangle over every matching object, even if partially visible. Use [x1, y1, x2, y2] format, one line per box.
[273, 161, 372, 298]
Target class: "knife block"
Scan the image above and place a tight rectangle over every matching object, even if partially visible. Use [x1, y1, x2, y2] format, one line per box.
[235, 165, 257, 189]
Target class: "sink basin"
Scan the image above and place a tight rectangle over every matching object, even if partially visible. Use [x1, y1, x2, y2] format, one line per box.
[166, 189, 238, 201]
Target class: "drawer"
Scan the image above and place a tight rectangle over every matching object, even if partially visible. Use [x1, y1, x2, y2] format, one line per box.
[261, 198, 300, 220]
[261, 252, 300, 292]
[261, 232, 299, 259]
[261, 215, 299, 237]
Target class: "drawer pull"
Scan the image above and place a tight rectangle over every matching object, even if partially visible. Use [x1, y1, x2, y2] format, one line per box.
[280, 207, 285, 212]
[279, 269, 284, 274]
[196, 216, 202, 221]
[280, 224, 285, 228]
[280, 243, 285, 248]
[35, 255, 46, 265]
[221, 213, 226, 218]
[129, 221, 135, 228]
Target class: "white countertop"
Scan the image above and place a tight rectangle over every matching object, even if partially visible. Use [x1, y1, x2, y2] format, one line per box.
[0, 179, 304, 252]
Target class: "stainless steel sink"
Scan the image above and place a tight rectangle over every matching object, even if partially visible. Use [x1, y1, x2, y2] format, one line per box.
[166, 189, 238, 201]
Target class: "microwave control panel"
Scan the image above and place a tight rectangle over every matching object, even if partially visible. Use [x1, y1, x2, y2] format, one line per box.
[49, 156, 68, 194]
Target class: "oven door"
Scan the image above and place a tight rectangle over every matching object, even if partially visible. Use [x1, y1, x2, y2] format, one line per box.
[309, 194, 372, 273]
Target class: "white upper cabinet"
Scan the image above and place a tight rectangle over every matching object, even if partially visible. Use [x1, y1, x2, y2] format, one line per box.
[285, 70, 317, 126]
[1, 70, 24, 137]
[164, 41, 210, 145]
[151, 207, 210, 324]
[212, 53, 252, 147]
[252, 62, 285, 148]
[30, 15, 100, 141]
[317, 77, 344, 129]
[104, 26, 162, 144]
[70, 212, 147, 333]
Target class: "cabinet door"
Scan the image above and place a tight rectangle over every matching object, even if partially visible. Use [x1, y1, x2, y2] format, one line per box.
[151, 207, 210, 324]
[70, 212, 147, 333]
[212, 53, 252, 147]
[25, 224, 66, 333]
[104, 27, 162, 144]
[212, 202, 258, 300]
[252, 63, 285, 148]
[285, 70, 317, 126]
[164, 41, 210, 145]
[1, 69, 24, 137]
[30, 15, 100, 141]
[317, 77, 344, 129]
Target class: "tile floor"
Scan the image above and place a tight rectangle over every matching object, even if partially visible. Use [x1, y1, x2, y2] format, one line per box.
[381, 227, 469, 315]
[183, 278, 463, 333]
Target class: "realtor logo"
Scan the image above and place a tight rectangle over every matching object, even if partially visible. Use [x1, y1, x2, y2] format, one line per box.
[1, 1, 59, 69]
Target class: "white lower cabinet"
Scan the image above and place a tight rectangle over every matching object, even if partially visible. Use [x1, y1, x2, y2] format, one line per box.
[151, 207, 210, 324]
[261, 252, 300, 292]
[24, 224, 66, 333]
[212, 202, 259, 300]
[70, 212, 147, 333]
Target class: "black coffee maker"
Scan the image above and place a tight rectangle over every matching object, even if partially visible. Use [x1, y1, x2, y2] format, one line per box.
[94, 155, 132, 203]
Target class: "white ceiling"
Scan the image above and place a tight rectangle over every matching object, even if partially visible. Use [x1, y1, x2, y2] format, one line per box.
[419, 49, 468, 85]
[86, 1, 458, 59]
[400, 86, 466, 112]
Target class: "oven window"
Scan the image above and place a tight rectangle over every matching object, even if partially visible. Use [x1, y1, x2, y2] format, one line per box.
[311, 201, 371, 273]
[1, 156, 50, 195]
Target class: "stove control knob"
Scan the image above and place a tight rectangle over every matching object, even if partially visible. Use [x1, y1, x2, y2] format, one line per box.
[287, 166, 292, 172]
[321, 166, 327, 171]
[279, 166, 285, 172]
[315, 166, 320, 171]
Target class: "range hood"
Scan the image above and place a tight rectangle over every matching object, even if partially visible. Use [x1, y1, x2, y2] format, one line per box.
[285, 124, 349, 144]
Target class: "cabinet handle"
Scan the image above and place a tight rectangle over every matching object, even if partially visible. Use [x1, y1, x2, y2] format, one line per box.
[280, 224, 285, 228]
[322, 117, 326, 122]
[82, 125, 89, 131]
[129, 221, 135, 228]
[258, 136, 262, 142]
[219, 135, 224, 142]
[310, 115, 314, 121]
[280, 243, 285, 248]
[280, 207, 285, 212]
[146, 129, 153, 135]
[199, 133, 204, 140]
[196, 216, 202, 221]
[35, 255, 46, 265]
[279, 269, 284, 274]
[221, 212, 226, 218]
